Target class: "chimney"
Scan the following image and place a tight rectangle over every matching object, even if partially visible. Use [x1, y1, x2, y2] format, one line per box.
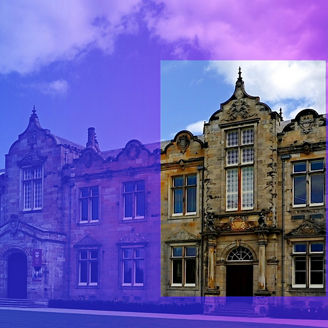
[86, 127, 100, 152]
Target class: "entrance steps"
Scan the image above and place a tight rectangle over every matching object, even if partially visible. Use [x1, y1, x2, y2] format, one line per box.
[0, 298, 48, 308]
[208, 302, 259, 317]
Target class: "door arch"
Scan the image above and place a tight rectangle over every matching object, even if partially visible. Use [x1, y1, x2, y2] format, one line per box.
[7, 251, 27, 299]
[226, 246, 254, 296]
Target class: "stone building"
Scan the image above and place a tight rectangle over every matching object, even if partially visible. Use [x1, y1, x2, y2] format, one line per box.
[0, 110, 160, 302]
[161, 70, 326, 297]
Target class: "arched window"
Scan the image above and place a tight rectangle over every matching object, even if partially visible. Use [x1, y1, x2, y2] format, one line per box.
[227, 246, 253, 262]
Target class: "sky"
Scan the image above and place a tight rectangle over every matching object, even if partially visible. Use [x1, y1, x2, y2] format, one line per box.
[1, 1, 328, 167]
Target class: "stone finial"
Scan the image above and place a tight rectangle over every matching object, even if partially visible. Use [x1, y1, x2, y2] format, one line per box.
[27, 105, 41, 129]
[235, 66, 244, 88]
[279, 107, 283, 120]
[86, 127, 100, 152]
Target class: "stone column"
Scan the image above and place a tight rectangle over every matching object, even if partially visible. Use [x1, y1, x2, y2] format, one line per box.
[207, 237, 216, 290]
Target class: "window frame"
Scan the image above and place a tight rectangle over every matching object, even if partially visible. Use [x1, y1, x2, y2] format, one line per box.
[292, 159, 325, 208]
[171, 174, 198, 217]
[225, 127, 255, 212]
[22, 165, 43, 211]
[170, 244, 197, 287]
[292, 242, 325, 289]
[121, 246, 145, 287]
[122, 180, 145, 221]
[79, 186, 100, 223]
[78, 249, 99, 287]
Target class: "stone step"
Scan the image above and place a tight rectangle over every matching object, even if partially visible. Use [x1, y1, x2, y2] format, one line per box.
[0, 298, 48, 308]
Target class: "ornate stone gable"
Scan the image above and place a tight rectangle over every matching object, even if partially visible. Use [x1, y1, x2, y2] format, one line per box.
[286, 219, 325, 238]
[166, 229, 199, 242]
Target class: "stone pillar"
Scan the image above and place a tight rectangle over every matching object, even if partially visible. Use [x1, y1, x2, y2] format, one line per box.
[207, 237, 216, 290]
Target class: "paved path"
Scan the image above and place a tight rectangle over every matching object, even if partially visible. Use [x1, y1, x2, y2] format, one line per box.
[0, 307, 327, 328]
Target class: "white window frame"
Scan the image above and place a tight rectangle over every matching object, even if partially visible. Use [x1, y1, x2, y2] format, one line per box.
[171, 174, 198, 217]
[292, 242, 324, 289]
[79, 186, 99, 223]
[170, 244, 197, 287]
[121, 246, 144, 287]
[123, 181, 145, 220]
[78, 249, 99, 287]
[22, 166, 43, 211]
[292, 159, 325, 208]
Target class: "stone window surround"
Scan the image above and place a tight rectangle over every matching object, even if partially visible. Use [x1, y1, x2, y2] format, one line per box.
[78, 185, 100, 224]
[77, 248, 99, 288]
[122, 180, 146, 221]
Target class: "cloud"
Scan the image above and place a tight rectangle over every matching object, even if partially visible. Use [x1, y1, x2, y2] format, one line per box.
[27, 79, 69, 96]
[206, 61, 326, 118]
[146, 0, 326, 60]
[0, 0, 141, 74]
[186, 120, 204, 135]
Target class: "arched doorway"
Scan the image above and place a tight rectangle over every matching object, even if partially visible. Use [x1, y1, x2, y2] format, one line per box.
[7, 251, 27, 299]
[226, 246, 253, 296]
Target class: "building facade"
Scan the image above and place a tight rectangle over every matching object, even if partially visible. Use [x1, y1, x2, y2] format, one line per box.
[161, 72, 326, 297]
[0, 71, 325, 302]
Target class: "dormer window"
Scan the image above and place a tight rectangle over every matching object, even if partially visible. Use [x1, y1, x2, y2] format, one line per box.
[22, 166, 43, 210]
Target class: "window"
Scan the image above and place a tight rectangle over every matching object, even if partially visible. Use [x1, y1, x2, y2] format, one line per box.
[80, 186, 99, 222]
[22, 166, 43, 210]
[78, 249, 98, 286]
[226, 128, 254, 211]
[171, 246, 197, 287]
[172, 175, 197, 216]
[293, 159, 325, 207]
[292, 242, 324, 288]
[123, 181, 145, 219]
[122, 247, 144, 286]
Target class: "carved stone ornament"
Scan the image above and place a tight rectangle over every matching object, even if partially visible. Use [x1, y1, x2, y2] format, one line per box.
[127, 143, 140, 160]
[299, 114, 314, 134]
[287, 219, 325, 237]
[177, 135, 190, 153]
[225, 90, 254, 121]
[230, 216, 250, 231]
[9, 215, 20, 235]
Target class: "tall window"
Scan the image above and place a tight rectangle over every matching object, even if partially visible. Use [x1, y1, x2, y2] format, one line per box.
[171, 246, 197, 287]
[293, 159, 325, 207]
[226, 128, 254, 211]
[122, 247, 144, 286]
[22, 166, 43, 210]
[80, 186, 99, 222]
[78, 249, 98, 286]
[172, 175, 197, 215]
[292, 242, 324, 288]
[123, 181, 145, 219]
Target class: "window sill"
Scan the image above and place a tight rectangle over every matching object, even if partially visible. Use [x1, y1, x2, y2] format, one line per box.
[168, 215, 199, 220]
[21, 209, 43, 214]
[77, 284, 99, 289]
[78, 220, 100, 226]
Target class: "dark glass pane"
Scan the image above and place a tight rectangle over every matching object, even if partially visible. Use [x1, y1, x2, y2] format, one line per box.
[124, 182, 134, 192]
[311, 174, 324, 204]
[172, 247, 182, 257]
[293, 162, 306, 173]
[90, 261, 98, 283]
[186, 247, 196, 257]
[91, 186, 99, 196]
[173, 176, 183, 187]
[135, 260, 144, 284]
[310, 160, 324, 171]
[80, 250, 87, 259]
[172, 259, 182, 284]
[123, 260, 132, 284]
[90, 250, 98, 259]
[294, 244, 306, 253]
[187, 187, 196, 212]
[187, 175, 197, 186]
[311, 243, 324, 253]
[185, 259, 196, 284]
[174, 189, 183, 214]
[80, 187, 89, 197]
[81, 198, 88, 221]
[123, 248, 133, 259]
[311, 257, 323, 271]
[311, 272, 323, 285]
[135, 248, 144, 258]
[124, 194, 133, 217]
[294, 175, 306, 205]
[92, 197, 98, 220]
[136, 192, 145, 216]
[295, 257, 306, 270]
[136, 181, 144, 191]
[80, 262, 87, 283]
[295, 271, 306, 285]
